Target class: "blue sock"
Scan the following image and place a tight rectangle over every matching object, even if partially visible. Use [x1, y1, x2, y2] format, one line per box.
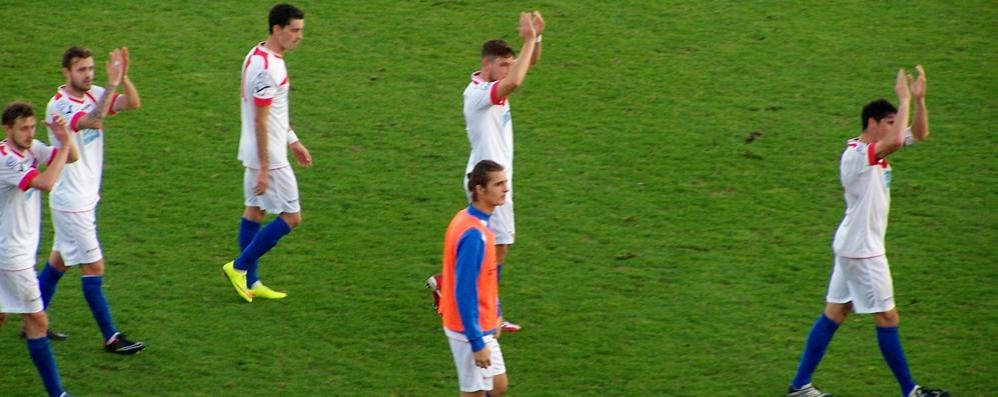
[791, 314, 840, 389]
[27, 337, 65, 397]
[238, 218, 262, 286]
[234, 217, 292, 286]
[877, 326, 917, 396]
[38, 262, 64, 309]
[82, 276, 118, 341]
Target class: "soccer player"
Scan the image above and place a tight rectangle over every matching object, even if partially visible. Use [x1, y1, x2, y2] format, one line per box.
[36, 46, 146, 354]
[428, 11, 545, 333]
[787, 66, 948, 397]
[441, 160, 511, 397]
[222, 3, 312, 302]
[1, 101, 78, 397]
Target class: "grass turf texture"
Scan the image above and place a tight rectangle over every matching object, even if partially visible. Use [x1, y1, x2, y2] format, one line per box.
[1, 0, 995, 395]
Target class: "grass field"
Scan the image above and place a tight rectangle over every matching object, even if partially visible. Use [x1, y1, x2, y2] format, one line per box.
[1, 1, 995, 396]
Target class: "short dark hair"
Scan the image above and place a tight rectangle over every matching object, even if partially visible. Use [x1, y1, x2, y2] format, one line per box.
[861, 99, 897, 131]
[62, 46, 92, 69]
[481, 40, 515, 59]
[467, 160, 504, 200]
[269, 3, 304, 34]
[2, 101, 35, 127]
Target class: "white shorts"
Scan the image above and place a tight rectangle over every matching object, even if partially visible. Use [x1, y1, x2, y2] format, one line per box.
[52, 208, 103, 266]
[464, 187, 515, 245]
[0, 267, 44, 314]
[445, 329, 506, 393]
[826, 255, 896, 314]
[244, 166, 301, 214]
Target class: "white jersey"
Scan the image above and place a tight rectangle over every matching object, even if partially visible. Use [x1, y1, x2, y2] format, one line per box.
[463, 71, 513, 184]
[0, 139, 57, 270]
[239, 43, 295, 170]
[46, 85, 118, 212]
[832, 138, 894, 258]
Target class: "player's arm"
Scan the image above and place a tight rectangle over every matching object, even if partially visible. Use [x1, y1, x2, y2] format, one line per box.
[253, 105, 271, 195]
[908, 65, 928, 141]
[455, 229, 487, 351]
[288, 129, 312, 167]
[528, 11, 544, 68]
[30, 115, 75, 192]
[113, 47, 141, 112]
[75, 49, 124, 131]
[493, 12, 538, 100]
[874, 69, 911, 160]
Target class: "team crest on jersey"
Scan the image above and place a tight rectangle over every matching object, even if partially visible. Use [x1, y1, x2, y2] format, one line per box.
[82, 129, 101, 145]
[4, 156, 17, 170]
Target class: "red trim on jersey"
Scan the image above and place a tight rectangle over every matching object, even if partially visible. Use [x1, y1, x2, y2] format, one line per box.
[0, 142, 6, 156]
[253, 47, 270, 70]
[489, 83, 507, 106]
[108, 93, 121, 116]
[69, 111, 87, 131]
[3, 142, 24, 158]
[18, 169, 39, 191]
[47, 148, 59, 166]
[280, 75, 289, 86]
[867, 142, 878, 166]
[84, 92, 97, 103]
[254, 97, 273, 107]
[67, 95, 84, 104]
[54, 92, 64, 101]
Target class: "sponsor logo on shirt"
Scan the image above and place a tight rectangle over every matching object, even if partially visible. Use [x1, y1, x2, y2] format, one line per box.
[82, 129, 101, 145]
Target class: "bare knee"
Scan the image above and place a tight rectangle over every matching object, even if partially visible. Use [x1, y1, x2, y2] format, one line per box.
[80, 259, 106, 276]
[281, 212, 301, 229]
[491, 374, 508, 397]
[495, 244, 510, 265]
[22, 312, 49, 338]
[823, 302, 851, 324]
[243, 206, 266, 222]
[48, 252, 69, 272]
[874, 309, 900, 327]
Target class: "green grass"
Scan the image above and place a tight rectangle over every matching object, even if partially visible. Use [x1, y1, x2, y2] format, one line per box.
[1, 0, 995, 395]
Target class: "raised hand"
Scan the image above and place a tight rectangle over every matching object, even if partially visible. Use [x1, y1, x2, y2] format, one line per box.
[120, 47, 131, 78]
[909, 65, 926, 99]
[518, 12, 536, 41]
[47, 114, 71, 144]
[531, 11, 545, 35]
[106, 49, 124, 86]
[894, 68, 910, 102]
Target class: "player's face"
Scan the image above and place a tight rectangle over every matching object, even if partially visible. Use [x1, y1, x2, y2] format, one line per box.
[476, 170, 509, 208]
[3, 116, 37, 151]
[275, 19, 305, 52]
[483, 55, 514, 82]
[64, 56, 95, 93]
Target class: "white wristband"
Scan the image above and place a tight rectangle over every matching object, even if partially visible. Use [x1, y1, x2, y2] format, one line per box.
[536, 34, 542, 44]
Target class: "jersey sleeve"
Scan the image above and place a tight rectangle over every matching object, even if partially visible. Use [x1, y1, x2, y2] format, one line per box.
[465, 81, 499, 111]
[29, 140, 58, 167]
[840, 142, 873, 186]
[249, 62, 278, 107]
[0, 152, 39, 191]
[455, 227, 487, 351]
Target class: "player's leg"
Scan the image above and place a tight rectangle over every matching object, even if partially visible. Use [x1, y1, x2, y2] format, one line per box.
[38, 251, 68, 309]
[78, 258, 145, 354]
[237, 167, 299, 299]
[492, 201, 520, 333]
[23, 311, 68, 397]
[789, 256, 853, 395]
[237, 206, 266, 287]
[4, 268, 68, 396]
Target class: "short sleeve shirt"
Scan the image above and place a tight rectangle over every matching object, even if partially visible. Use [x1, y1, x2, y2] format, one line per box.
[46, 85, 115, 211]
[239, 44, 291, 170]
[0, 139, 56, 269]
[463, 72, 513, 186]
